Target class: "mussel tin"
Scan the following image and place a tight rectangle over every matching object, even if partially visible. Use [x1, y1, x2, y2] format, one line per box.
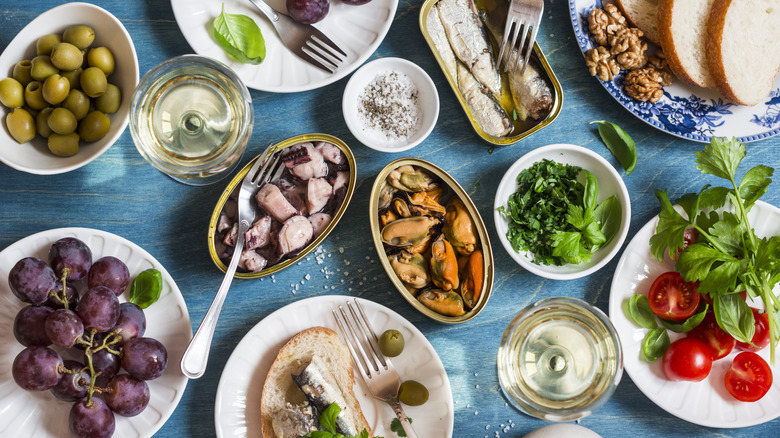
[419, 0, 563, 146]
[208, 133, 356, 278]
[370, 158, 494, 324]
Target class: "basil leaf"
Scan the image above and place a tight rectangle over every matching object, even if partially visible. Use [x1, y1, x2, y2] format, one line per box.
[713, 293, 755, 343]
[128, 269, 162, 309]
[626, 295, 657, 330]
[642, 327, 670, 362]
[593, 195, 621, 245]
[582, 170, 599, 212]
[658, 304, 708, 333]
[212, 4, 266, 65]
[591, 120, 637, 175]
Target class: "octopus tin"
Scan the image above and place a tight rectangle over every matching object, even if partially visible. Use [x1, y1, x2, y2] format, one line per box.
[369, 158, 494, 324]
[420, 0, 562, 146]
[208, 133, 356, 278]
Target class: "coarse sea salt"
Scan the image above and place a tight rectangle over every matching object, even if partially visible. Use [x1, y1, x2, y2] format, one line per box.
[357, 70, 421, 145]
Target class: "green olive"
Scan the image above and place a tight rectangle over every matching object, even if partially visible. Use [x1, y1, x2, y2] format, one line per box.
[23, 81, 48, 110]
[36, 107, 54, 138]
[94, 83, 121, 114]
[50, 42, 84, 71]
[60, 67, 82, 90]
[78, 110, 110, 142]
[30, 56, 58, 82]
[62, 89, 91, 120]
[397, 380, 429, 406]
[36, 33, 62, 56]
[0, 78, 25, 108]
[12, 60, 34, 87]
[87, 47, 115, 76]
[42, 74, 70, 105]
[378, 329, 405, 357]
[6, 108, 36, 143]
[48, 132, 80, 157]
[80, 67, 107, 98]
[62, 25, 95, 51]
[47, 107, 78, 135]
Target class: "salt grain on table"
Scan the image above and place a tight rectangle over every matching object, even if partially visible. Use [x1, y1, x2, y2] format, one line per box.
[358, 71, 421, 144]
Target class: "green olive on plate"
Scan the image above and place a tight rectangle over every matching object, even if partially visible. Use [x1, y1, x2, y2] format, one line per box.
[398, 380, 429, 406]
[80, 67, 107, 97]
[62, 89, 91, 120]
[30, 55, 58, 81]
[48, 107, 78, 135]
[48, 132, 80, 157]
[12, 60, 34, 86]
[6, 108, 36, 144]
[95, 83, 121, 114]
[0, 78, 24, 108]
[62, 25, 95, 51]
[23, 81, 47, 110]
[36, 33, 62, 56]
[87, 47, 115, 76]
[42, 74, 70, 105]
[78, 110, 110, 142]
[36, 107, 54, 138]
[51, 42, 84, 71]
[378, 329, 405, 357]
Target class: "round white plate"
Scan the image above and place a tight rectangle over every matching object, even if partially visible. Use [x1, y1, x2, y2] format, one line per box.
[608, 200, 780, 428]
[214, 295, 454, 437]
[0, 228, 191, 438]
[170, 0, 398, 93]
[568, 0, 780, 143]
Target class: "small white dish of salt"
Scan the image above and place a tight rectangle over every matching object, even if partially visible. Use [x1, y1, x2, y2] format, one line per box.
[343, 57, 439, 153]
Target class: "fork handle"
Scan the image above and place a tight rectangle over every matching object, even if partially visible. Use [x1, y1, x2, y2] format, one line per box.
[180, 232, 245, 379]
[248, 0, 278, 22]
[389, 399, 418, 438]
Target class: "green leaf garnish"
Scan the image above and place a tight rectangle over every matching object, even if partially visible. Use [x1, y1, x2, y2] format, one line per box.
[128, 269, 162, 309]
[626, 295, 657, 330]
[300, 403, 381, 438]
[642, 327, 670, 362]
[212, 4, 266, 64]
[658, 304, 708, 333]
[390, 417, 413, 437]
[591, 120, 637, 175]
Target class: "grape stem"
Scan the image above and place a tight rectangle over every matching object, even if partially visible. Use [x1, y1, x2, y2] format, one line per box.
[51, 269, 72, 310]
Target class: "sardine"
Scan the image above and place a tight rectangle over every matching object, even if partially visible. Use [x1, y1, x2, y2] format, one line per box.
[435, 0, 502, 95]
[291, 355, 360, 436]
[426, 5, 458, 79]
[457, 63, 512, 137]
[271, 403, 320, 438]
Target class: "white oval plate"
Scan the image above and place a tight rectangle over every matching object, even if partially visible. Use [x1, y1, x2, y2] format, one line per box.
[0, 228, 191, 438]
[608, 201, 780, 428]
[493, 144, 631, 280]
[568, 0, 780, 143]
[170, 0, 398, 93]
[214, 295, 454, 437]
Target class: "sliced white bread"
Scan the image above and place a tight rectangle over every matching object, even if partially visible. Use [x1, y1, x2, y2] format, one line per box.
[615, 0, 661, 45]
[658, 0, 717, 88]
[260, 327, 372, 438]
[706, 0, 780, 106]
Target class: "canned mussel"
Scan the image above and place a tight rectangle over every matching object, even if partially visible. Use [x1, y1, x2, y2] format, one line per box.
[370, 158, 494, 323]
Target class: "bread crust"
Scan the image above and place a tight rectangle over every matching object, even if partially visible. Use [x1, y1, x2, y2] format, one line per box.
[705, 0, 734, 101]
[658, 0, 715, 88]
[615, 0, 660, 45]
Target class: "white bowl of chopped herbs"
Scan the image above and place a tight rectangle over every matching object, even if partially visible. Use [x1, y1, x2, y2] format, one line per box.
[494, 144, 631, 280]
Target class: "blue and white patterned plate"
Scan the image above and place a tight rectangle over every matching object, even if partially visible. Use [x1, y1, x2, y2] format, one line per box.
[568, 0, 780, 143]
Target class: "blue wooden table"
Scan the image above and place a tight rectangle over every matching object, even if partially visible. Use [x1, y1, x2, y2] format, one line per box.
[2, 0, 780, 437]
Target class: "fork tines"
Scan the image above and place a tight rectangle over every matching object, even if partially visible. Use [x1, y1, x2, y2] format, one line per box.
[497, 0, 543, 75]
[333, 300, 387, 378]
[301, 35, 347, 74]
[246, 143, 285, 188]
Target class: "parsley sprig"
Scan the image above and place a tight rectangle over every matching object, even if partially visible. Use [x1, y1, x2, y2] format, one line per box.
[299, 403, 380, 438]
[649, 137, 780, 363]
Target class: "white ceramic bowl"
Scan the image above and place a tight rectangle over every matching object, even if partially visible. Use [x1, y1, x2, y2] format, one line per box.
[493, 144, 631, 280]
[342, 57, 439, 153]
[0, 2, 139, 175]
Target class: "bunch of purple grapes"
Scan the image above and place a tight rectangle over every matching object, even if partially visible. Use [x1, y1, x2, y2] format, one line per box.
[9, 237, 168, 438]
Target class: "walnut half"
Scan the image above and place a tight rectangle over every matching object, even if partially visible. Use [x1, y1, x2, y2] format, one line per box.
[585, 46, 620, 81]
[624, 67, 666, 103]
[588, 5, 626, 46]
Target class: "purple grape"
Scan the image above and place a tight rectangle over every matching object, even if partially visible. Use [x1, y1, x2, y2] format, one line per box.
[45, 281, 80, 310]
[77, 286, 120, 332]
[14, 305, 53, 347]
[45, 308, 85, 348]
[103, 374, 150, 417]
[341, 0, 372, 4]
[287, 0, 329, 24]
[51, 360, 91, 402]
[49, 237, 92, 281]
[12, 346, 63, 391]
[90, 348, 121, 381]
[8, 257, 57, 305]
[87, 256, 129, 297]
[121, 337, 168, 380]
[69, 397, 115, 438]
[111, 302, 146, 345]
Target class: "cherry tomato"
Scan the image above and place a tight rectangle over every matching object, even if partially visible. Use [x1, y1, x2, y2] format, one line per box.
[662, 337, 713, 382]
[688, 312, 736, 360]
[673, 227, 699, 261]
[736, 307, 771, 352]
[648, 271, 701, 322]
[724, 352, 773, 402]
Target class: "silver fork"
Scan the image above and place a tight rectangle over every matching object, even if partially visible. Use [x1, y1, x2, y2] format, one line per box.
[180, 143, 285, 379]
[333, 300, 418, 438]
[247, 0, 347, 73]
[496, 0, 544, 75]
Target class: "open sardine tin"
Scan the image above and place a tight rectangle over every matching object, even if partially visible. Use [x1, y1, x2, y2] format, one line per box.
[420, 0, 562, 146]
[370, 158, 495, 324]
[208, 133, 356, 279]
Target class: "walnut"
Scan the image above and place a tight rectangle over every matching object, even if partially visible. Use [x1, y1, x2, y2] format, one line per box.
[624, 67, 666, 102]
[585, 46, 620, 81]
[647, 50, 675, 86]
[608, 28, 647, 70]
[588, 7, 626, 46]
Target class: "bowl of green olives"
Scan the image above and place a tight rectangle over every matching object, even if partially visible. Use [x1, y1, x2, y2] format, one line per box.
[0, 2, 139, 175]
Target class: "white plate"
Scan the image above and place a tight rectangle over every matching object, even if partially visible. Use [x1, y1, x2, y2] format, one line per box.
[0, 228, 191, 438]
[214, 295, 454, 437]
[608, 201, 780, 428]
[568, 0, 780, 143]
[170, 0, 398, 93]
[493, 144, 631, 280]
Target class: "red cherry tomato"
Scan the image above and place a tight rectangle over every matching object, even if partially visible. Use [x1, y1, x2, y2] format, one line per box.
[688, 312, 736, 361]
[662, 337, 713, 382]
[724, 352, 773, 402]
[673, 227, 699, 260]
[648, 271, 701, 322]
[736, 307, 771, 352]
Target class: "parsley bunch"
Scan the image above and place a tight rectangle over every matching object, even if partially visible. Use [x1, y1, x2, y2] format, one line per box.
[649, 137, 780, 363]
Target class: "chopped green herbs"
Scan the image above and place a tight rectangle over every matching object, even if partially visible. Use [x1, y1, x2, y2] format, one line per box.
[213, 4, 266, 65]
[591, 120, 637, 175]
[498, 159, 621, 266]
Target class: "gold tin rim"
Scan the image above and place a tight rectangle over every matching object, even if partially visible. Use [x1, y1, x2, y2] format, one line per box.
[418, 0, 563, 146]
[369, 158, 495, 324]
[207, 133, 357, 279]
